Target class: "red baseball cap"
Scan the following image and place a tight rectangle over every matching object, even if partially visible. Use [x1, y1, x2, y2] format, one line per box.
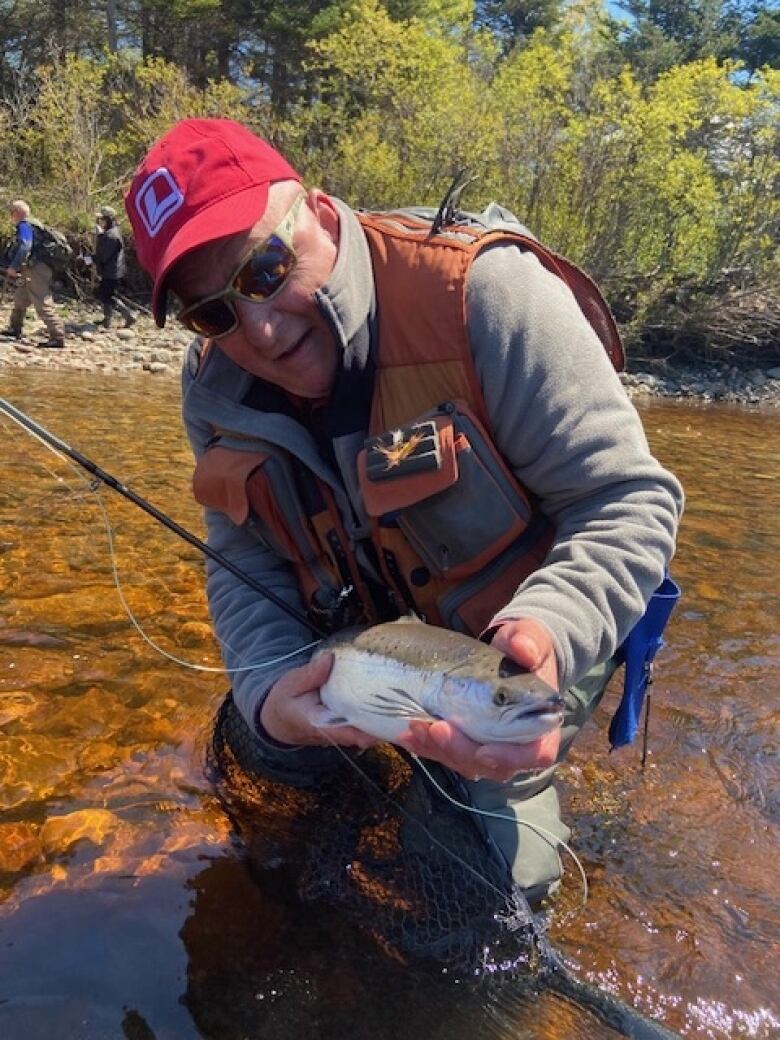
[124, 118, 301, 326]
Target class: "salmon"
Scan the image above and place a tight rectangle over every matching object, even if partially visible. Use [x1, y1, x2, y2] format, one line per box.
[312, 618, 564, 745]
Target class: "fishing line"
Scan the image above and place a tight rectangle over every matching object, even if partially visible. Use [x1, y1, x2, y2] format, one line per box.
[319, 730, 586, 923]
[91, 483, 321, 674]
[0, 409, 321, 676]
[315, 743, 681, 1040]
[411, 754, 589, 905]
[0, 398, 327, 637]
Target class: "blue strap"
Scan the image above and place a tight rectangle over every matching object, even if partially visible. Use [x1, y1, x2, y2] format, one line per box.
[7, 220, 33, 271]
[608, 576, 681, 749]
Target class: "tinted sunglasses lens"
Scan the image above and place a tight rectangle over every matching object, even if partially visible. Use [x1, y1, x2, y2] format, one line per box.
[234, 236, 295, 300]
[185, 298, 236, 337]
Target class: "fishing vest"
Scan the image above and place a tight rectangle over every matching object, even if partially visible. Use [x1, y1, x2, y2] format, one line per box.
[192, 210, 623, 637]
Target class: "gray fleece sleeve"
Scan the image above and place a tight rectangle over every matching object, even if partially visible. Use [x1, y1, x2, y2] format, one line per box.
[467, 245, 684, 691]
[181, 369, 315, 733]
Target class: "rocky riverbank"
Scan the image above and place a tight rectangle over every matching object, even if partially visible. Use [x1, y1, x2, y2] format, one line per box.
[2, 300, 779, 406]
[0, 300, 190, 377]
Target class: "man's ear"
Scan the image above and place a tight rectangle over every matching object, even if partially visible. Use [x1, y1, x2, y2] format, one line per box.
[307, 188, 340, 247]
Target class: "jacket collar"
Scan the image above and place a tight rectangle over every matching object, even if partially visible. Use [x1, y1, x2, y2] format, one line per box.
[182, 199, 377, 483]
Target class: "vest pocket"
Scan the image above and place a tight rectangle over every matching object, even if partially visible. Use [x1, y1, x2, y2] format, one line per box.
[193, 444, 268, 525]
[193, 442, 318, 562]
[359, 406, 534, 580]
[437, 517, 554, 634]
[193, 441, 371, 627]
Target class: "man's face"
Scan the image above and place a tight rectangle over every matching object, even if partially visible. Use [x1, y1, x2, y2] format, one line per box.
[169, 181, 340, 399]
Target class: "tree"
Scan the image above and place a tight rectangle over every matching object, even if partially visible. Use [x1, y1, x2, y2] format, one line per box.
[615, 0, 779, 80]
[737, 4, 780, 72]
[475, 0, 565, 49]
[278, 0, 497, 204]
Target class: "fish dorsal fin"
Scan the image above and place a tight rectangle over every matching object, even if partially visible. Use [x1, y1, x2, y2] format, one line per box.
[388, 613, 425, 625]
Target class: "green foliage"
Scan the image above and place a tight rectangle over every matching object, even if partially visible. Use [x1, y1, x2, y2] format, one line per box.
[279, 0, 497, 204]
[613, 0, 778, 81]
[476, 0, 566, 48]
[2, 55, 111, 219]
[0, 0, 776, 359]
[0, 51, 250, 232]
[107, 55, 248, 172]
[279, 7, 777, 314]
[739, 6, 780, 72]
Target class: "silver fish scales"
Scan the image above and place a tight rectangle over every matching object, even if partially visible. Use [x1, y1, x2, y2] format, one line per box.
[312, 618, 564, 745]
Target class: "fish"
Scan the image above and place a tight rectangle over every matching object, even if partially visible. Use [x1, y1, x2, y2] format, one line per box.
[311, 618, 564, 745]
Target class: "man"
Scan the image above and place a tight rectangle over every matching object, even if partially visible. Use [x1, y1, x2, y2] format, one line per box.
[1, 200, 66, 348]
[93, 205, 136, 330]
[125, 119, 683, 902]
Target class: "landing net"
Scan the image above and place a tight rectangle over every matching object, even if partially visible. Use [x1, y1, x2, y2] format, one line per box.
[210, 694, 549, 977]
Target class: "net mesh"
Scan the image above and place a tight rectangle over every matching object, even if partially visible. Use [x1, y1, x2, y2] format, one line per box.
[209, 694, 551, 978]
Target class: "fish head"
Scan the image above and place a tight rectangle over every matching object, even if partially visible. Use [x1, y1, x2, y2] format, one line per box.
[441, 668, 565, 745]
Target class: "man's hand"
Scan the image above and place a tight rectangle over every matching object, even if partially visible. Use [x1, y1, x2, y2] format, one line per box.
[259, 652, 378, 750]
[490, 616, 559, 689]
[398, 618, 562, 783]
[1, 268, 19, 280]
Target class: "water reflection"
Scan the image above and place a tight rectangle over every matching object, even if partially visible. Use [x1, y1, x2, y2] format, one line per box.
[0, 373, 778, 1038]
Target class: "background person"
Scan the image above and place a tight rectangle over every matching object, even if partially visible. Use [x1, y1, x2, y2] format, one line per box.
[125, 119, 684, 903]
[0, 199, 66, 348]
[93, 205, 136, 330]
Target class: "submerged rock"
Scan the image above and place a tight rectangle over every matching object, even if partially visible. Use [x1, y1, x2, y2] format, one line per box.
[0, 822, 42, 872]
[40, 808, 121, 855]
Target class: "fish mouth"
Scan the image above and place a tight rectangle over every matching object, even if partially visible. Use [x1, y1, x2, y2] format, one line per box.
[497, 695, 564, 742]
[501, 694, 565, 721]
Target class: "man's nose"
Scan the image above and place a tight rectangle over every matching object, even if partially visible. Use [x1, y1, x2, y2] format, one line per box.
[234, 297, 280, 347]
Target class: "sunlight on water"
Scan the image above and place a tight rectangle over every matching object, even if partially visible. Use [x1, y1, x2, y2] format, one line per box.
[0, 373, 778, 1039]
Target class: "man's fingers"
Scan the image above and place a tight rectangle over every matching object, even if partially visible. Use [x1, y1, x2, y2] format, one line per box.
[261, 653, 336, 744]
[492, 622, 545, 668]
[502, 631, 544, 670]
[398, 720, 561, 783]
[475, 728, 561, 779]
[305, 650, 335, 683]
[401, 719, 471, 757]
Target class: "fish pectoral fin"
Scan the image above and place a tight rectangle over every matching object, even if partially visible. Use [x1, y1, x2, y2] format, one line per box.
[386, 687, 423, 707]
[366, 703, 432, 720]
[310, 705, 351, 729]
[387, 688, 437, 724]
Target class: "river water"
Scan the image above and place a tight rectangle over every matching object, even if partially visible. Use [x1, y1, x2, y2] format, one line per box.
[0, 371, 777, 1040]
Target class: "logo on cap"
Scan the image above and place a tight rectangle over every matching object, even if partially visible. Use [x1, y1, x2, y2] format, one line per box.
[134, 168, 185, 238]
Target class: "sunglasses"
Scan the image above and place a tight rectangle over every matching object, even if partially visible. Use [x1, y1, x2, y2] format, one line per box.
[177, 193, 306, 339]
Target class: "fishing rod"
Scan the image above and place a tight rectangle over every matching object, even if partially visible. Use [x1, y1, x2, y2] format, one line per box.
[0, 397, 327, 639]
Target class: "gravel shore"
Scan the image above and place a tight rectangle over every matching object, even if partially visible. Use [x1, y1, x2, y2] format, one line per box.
[2, 300, 779, 407]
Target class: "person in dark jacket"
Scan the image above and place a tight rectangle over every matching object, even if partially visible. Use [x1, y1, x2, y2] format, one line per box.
[94, 206, 136, 329]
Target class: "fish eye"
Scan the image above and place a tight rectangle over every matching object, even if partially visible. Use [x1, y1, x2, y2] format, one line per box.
[493, 689, 508, 706]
